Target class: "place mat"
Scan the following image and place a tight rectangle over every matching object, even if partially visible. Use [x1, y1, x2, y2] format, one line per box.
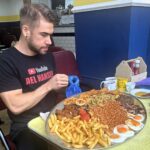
[28, 99, 150, 150]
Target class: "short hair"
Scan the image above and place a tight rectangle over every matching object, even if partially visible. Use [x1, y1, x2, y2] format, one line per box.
[20, 3, 56, 27]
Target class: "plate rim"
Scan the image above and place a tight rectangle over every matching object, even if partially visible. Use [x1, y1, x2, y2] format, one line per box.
[130, 88, 150, 98]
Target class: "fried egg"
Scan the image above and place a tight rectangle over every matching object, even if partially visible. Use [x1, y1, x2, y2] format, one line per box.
[110, 133, 126, 144]
[113, 124, 135, 138]
[128, 113, 145, 122]
[126, 119, 144, 131]
[132, 114, 144, 122]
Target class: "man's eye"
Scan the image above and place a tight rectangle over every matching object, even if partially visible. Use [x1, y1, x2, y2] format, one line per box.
[41, 33, 47, 37]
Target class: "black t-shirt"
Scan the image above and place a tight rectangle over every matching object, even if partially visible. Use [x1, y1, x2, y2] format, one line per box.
[0, 47, 56, 139]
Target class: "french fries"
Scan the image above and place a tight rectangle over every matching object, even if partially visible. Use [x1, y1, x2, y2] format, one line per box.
[48, 114, 111, 149]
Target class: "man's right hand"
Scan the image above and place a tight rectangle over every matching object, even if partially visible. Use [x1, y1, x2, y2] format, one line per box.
[47, 74, 69, 91]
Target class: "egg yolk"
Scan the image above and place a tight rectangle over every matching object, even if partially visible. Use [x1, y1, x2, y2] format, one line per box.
[131, 119, 140, 126]
[117, 127, 128, 133]
[134, 115, 142, 120]
[110, 134, 120, 139]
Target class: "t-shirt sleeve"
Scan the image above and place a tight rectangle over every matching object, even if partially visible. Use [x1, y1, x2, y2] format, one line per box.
[0, 57, 22, 92]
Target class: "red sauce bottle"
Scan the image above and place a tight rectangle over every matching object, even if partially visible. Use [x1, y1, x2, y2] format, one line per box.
[128, 61, 135, 75]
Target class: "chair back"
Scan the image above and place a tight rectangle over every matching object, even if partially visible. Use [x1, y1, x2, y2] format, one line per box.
[52, 50, 79, 76]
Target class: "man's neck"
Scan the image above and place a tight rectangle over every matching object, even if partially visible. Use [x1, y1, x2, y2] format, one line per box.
[15, 36, 36, 56]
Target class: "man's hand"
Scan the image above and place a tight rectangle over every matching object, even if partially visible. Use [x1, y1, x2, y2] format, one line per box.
[47, 74, 69, 91]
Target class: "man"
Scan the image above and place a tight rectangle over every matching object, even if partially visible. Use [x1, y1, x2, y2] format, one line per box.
[0, 4, 68, 150]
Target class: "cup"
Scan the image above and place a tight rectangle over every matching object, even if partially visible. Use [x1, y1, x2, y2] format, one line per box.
[100, 80, 117, 91]
[126, 82, 136, 92]
[117, 77, 128, 92]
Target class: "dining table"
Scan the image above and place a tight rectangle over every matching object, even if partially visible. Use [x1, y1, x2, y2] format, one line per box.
[28, 97, 150, 150]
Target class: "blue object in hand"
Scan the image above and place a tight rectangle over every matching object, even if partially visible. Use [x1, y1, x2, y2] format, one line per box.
[66, 75, 82, 98]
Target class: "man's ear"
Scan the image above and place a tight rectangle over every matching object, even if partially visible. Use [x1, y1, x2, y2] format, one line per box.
[22, 25, 30, 38]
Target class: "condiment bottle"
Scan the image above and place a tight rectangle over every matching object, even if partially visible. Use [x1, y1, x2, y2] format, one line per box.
[134, 59, 140, 75]
[128, 61, 135, 75]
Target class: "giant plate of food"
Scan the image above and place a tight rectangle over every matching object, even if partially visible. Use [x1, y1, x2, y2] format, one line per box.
[45, 89, 147, 150]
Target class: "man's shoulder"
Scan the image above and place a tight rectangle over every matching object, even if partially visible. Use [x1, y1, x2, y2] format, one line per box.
[0, 47, 16, 57]
[0, 47, 18, 65]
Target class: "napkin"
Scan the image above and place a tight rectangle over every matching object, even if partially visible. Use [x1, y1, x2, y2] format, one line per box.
[135, 77, 150, 89]
[39, 112, 50, 121]
[66, 75, 82, 98]
[136, 77, 150, 86]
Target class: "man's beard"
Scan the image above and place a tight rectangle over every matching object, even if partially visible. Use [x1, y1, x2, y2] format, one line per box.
[27, 38, 47, 55]
[27, 40, 41, 54]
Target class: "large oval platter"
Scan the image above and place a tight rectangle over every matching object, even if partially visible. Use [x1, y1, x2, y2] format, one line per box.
[45, 89, 147, 150]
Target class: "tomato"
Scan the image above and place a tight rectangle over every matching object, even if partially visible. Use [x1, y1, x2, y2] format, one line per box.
[79, 108, 87, 115]
[79, 108, 90, 121]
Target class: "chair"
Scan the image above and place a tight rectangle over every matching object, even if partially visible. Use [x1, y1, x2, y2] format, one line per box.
[52, 49, 92, 102]
[52, 50, 79, 76]
[48, 46, 65, 53]
[0, 99, 16, 150]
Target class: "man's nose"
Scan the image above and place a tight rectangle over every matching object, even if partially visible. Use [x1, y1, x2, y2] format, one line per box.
[46, 37, 52, 45]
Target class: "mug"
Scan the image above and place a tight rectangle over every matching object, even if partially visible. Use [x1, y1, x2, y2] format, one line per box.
[100, 80, 117, 91]
[105, 77, 117, 85]
[105, 77, 117, 82]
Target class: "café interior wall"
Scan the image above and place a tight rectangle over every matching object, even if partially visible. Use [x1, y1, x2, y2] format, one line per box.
[0, 0, 50, 24]
[0, 0, 23, 22]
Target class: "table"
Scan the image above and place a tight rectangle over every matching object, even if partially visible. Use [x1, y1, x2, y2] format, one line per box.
[28, 98, 150, 150]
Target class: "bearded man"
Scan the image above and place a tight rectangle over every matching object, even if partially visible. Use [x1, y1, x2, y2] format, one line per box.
[0, 4, 68, 150]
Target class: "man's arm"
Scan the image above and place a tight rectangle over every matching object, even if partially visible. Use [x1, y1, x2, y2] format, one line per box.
[0, 74, 68, 115]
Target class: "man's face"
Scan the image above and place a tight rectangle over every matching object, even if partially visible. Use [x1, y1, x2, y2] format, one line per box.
[27, 19, 54, 55]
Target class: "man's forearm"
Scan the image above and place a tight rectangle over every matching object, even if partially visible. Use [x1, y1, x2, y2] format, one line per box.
[0, 74, 68, 114]
[0, 81, 52, 114]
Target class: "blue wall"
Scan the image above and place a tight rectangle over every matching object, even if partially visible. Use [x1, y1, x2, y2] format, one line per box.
[74, 6, 150, 88]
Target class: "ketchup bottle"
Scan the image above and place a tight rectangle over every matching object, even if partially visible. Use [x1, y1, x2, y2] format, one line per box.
[128, 61, 135, 75]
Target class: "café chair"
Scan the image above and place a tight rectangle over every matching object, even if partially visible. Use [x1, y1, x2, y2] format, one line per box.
[52, 49, 92, 102]
[49, 46, 65, 53]
[52, 50, 79, 76]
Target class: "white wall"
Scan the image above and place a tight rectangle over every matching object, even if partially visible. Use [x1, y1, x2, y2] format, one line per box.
[0, 0, 56, 17]
[0, 0, 23, 16]
[32, 0, 52, 8]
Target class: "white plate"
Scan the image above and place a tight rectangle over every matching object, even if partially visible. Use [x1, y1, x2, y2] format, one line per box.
[130, 88, 150, 98]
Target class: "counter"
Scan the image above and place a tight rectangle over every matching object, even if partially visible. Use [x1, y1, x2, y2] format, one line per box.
[73, 0, 150, 13]
[72, 0, 150, 88]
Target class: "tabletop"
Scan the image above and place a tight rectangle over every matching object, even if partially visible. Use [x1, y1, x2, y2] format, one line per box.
[28, 98, 150, 150]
